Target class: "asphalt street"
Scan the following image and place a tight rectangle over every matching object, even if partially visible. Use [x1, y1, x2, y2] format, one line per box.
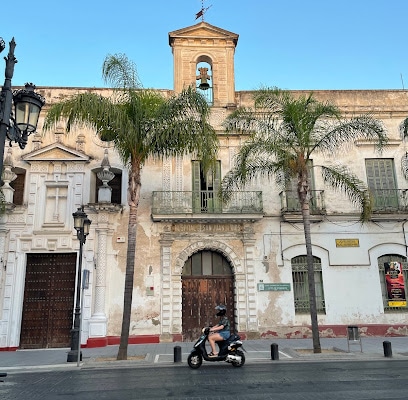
[1, 360, 408, 400]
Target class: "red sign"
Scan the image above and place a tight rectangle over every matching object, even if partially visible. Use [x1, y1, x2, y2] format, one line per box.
[384, 261, 406, 307]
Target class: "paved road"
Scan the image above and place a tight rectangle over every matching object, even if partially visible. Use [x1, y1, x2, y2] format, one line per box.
[1, 359, 407, 400]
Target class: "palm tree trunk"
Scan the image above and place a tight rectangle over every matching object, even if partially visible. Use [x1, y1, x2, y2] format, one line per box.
[117, 163, 141, 360]
[298, 173, 321, 353]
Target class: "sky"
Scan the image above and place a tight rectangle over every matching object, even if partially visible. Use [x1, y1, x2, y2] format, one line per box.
[2, 0, 408, 91]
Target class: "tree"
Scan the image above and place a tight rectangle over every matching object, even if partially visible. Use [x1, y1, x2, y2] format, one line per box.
[400, 117, 408, 179]
[221, 88, 387, 353]
[44, 54, 219, 360]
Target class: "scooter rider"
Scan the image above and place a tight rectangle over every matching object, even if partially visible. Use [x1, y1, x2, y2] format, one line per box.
[208, 304, 230, 357]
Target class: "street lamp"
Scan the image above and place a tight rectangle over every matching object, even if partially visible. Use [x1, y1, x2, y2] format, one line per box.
[0, 37, 45, 184]
[67, 206, 92, 363]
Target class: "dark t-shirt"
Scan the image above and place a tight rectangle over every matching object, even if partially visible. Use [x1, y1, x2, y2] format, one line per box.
[218, 316, 230, 333]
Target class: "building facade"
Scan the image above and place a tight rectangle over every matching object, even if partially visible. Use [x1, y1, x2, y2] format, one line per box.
[1, 21, 408, 350]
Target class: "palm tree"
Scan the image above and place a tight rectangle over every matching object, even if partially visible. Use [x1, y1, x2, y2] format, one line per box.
[400, 117, 408, 179]
[44, 54, 219, 360]
[221, 88, 387, 353]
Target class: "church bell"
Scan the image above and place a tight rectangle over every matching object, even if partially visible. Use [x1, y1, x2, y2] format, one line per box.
[198, 80, 210, 90]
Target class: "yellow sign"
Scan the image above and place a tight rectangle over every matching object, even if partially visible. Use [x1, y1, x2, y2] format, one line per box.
[388, 300, 407, 307]
[335, 239, 359, 247]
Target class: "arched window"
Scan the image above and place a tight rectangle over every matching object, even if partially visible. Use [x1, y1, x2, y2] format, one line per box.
[291, 255, 325, 313]
[378, 254, 408, 311]
[183, 250, 232, 276]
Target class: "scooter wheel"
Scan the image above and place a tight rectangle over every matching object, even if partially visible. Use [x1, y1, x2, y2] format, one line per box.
[187, 352, 203, 369]
[232, 350, 245, 367]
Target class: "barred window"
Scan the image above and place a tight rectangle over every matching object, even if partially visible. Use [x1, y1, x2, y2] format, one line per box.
[292, 255, 325, 314]
[378, 254, 408, 312]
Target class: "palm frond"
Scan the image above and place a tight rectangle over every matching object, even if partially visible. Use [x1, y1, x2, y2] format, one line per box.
[401, 152, 408, 180]
[43, 92, 123, 134]
[220, 136, 286, 202]
[321, 164, 372, 222]
[102, 54, 142, 90]
[400, 118, 408, 140]
[150, 86, 219, 170]
[312, 115, 387, 155]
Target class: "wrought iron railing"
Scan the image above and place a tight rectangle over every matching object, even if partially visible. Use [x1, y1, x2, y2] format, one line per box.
[371, 189, 408, 212]
[279, 190, 326, 214]
[152, 191, 263, 215]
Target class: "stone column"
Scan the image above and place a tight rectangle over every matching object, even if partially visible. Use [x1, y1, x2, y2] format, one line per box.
[88, 213, 110, 344]
[242, 231, 258, 334]
[0, 228, 8, 347]
[159, 233, 174, 342]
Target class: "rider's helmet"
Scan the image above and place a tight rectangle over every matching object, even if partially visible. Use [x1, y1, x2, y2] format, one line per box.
[215, 304, 227, 316]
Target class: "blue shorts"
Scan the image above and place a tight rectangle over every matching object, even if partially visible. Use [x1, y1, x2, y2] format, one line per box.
[219, 331, 230, 340]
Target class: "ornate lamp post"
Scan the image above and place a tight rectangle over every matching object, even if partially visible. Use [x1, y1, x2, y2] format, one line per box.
[67, 206, 92, 363]
[0, 37, 45, 184]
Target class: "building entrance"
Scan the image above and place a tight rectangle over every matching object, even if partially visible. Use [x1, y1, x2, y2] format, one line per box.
[182, 250, 235, 341]
[20, 253, 77, 349]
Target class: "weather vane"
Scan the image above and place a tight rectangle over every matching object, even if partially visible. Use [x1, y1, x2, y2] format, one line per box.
[195, 0, 212, 21]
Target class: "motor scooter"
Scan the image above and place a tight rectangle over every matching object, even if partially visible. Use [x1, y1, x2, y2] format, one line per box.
[187, 327, 245, 369]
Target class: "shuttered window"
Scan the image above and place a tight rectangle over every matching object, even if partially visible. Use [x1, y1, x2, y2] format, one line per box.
[365, 159, 398, 210]
[291, 255, 325, 314]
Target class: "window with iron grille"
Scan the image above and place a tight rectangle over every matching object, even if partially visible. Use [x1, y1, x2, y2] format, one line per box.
[378, 254, 408, 312]
[291, 255, 325, 313]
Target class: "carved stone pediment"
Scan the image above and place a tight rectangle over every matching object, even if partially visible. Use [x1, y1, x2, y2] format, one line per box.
[169, 22, 238, 45]
[22, 143, 90, 163]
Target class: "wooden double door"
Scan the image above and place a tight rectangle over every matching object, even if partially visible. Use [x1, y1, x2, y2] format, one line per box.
[181, 250, 235, 341]
[20, 253, 77, 349]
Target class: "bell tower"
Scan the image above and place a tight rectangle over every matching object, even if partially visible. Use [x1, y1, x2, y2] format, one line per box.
[169, 22, 239, 107]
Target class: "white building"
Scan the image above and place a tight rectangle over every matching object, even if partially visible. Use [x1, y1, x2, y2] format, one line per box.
[1, 21, 408, 350]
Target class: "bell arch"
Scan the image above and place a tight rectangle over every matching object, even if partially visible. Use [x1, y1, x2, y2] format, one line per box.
[169, 21, 238, 106]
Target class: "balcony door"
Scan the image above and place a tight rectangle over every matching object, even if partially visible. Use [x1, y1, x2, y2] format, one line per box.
[365, 159, 398, 210]
[192, 161, 221, 213]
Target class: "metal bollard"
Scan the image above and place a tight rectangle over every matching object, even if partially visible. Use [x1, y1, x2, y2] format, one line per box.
[174, 345, 182, 363]
[383, 341, 392, 358]
[271, 343, 279, 360]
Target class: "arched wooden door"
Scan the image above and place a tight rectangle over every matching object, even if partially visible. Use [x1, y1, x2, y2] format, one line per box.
[182, 250, 235, 341]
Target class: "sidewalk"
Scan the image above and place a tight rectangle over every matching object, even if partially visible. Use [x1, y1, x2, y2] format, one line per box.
[1, 336, 407, 372]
